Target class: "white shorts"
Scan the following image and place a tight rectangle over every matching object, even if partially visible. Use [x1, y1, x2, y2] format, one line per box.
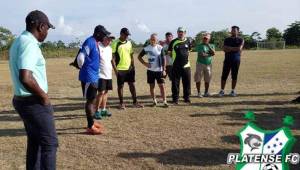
[194, 63, 212, 83]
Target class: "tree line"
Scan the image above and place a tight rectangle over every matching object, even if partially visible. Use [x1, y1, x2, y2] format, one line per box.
[0, 21, 299, 59]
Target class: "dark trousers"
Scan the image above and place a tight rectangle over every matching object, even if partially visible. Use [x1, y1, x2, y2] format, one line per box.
[171, 67, 191, 101]
[221, 60, 240, 81]
[13, 96, 58, 170]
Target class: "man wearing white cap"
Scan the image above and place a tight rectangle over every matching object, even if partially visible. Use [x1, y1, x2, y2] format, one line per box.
[194, 33, 215, 97]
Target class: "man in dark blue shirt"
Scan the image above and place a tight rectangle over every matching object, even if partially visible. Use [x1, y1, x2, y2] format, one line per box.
[219, 26, 244, 97]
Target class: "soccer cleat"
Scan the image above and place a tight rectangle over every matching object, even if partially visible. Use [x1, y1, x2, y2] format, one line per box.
[184, 99, 192, 104]
[171, 100, 179, 105]
[133, 102, 144, 108]
[101, 110, 112, 117]
[203, 92, 211, 97]
[163, 101, 169, 108]
[152, 100, 157, 107]
[86, 123, 104, 135]
[118, 104, 126, 110]
[197, 93, 203, 98]
[218, 90, 225, 97]
[230, 90, 237, 97]
[94, 110, 102, 120]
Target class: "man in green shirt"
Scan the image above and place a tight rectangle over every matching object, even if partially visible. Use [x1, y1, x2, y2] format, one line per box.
[194, 33, 215, 97]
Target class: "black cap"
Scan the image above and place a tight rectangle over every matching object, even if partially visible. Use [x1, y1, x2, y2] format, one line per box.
[26, 10, 55, 29]
[120, 27, 130, 35]
[94, 25, 111, 36]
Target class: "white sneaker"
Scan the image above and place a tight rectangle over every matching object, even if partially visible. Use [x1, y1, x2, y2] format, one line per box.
[218, 90, 225, 97]
[230, 90, 237, 97]
[197, 93, 203, 98]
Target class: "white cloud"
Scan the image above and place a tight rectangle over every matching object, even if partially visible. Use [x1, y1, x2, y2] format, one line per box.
[135, 20, 151, 33]
[57, 16, 85, 37]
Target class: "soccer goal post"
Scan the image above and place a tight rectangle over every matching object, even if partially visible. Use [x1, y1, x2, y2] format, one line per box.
[256, 41, 286, 50]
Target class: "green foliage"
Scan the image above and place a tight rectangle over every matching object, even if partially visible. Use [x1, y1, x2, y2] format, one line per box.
[266, 27, 282, 41]
[0, 26, 15, 50]
[283, 21, 300, 46]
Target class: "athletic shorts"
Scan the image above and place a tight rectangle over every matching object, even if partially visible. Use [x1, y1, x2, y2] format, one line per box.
[221, 60, 240, 81]
[98, 78, 113, 91]
[117, 68, 135, 87]
[194, 63, 212, 83]
[81, 82, 98, 100]
[147, 70, 165, 84]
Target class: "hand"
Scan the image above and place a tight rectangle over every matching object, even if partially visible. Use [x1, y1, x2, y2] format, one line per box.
[41, 94, 50, 106]
[144, 63, 151, 68]
[114, 70, 118, 77]
[162, 70, 167, 77]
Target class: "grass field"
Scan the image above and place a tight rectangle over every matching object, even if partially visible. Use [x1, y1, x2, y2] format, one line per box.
[0, 49, 300, 170]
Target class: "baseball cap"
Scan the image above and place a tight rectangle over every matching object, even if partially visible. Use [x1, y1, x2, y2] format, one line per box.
[26, 10, 55, 29]
[177, 27, 186, 32]
[120, 27, 131, 35]
[94, 25, 111, 37]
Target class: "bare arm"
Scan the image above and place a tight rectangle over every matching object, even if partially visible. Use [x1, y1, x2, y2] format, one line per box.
[137, 50, 149, 68]
[19, 69, 49, 105]
[111, 54, 118, 76]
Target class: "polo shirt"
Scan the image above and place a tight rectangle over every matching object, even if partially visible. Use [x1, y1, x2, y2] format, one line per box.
[111, 39, 133, 71]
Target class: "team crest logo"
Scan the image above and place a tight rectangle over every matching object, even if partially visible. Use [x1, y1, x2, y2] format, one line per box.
[227, 111, 299, 170]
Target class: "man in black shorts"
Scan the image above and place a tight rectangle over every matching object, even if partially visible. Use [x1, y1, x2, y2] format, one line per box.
[219, 26, 244, 97]
[111, 28, 143, 109]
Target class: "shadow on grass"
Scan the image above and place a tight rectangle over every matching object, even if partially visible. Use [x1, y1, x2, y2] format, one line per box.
[118, 147, 238, 167]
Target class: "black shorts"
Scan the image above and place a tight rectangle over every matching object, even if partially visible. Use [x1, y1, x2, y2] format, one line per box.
[221, 59, 240, 81]
[98, 79, 113, 91]
[147, 70, 165, 84]
[117, 68, 135, 87]
[81, 82, 98, 100]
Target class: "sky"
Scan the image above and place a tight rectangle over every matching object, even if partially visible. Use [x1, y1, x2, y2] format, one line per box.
[0, 0, 299, 43]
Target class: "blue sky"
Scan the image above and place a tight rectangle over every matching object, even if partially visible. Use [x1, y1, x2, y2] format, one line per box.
[1, 0, 299, 43]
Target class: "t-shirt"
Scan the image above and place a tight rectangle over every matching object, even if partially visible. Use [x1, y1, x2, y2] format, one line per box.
[224, 36, 244, 61]
[99, 43, 112, 79]
[196, 43, 215, 65]
[111, 39, 133, 71]
[162, 42, 172, 66]
[78, 36, 100, 83]
[168, 38, 192, 68]
[9, 31, 48, 96]
[140, 44, 164, 72]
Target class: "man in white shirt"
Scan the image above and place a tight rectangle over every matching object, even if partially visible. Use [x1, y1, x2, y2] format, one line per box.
[94, 36, 114, 119]
[138, 33, 168, 107]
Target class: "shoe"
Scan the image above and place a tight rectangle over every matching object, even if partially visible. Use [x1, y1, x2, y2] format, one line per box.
[218, 90, 225, 97]
[203, 92, 210, 97]
[101, 110, 112, 117]
[230, 90, 237, 97]
[93, 121, 103, 129]
[118, 104, 126, 110]
[152, 100, 157, 107]
[163, 101, 169, 108]
[86, 123, 103, 135]
[171, 100, 179, 105]
[133, 102, 144, 108]
[197, 93, 203, 98]
[184, 99, 192, 104]
[94, 110, 102, 120]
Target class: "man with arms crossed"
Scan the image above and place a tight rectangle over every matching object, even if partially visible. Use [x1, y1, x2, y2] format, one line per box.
[138, 33, 168, 107]
[9, 10, 58, 169]
[194, 33, 215, 97]
[219, 26, 244, 97]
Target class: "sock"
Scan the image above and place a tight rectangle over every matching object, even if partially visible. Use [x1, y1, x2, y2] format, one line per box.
[87, 115, 94, 128]
[101, 107, 106, 111]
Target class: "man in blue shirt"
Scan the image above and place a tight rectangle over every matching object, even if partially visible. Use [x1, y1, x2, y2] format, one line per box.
[76, 25, 111, 135]
[219, 26, 244, 97]
[9, 10, 58, 170]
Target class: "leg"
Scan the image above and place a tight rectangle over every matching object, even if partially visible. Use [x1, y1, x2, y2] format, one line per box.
[128, 82, 137, 104]
[194, 64, 202, 94]
[221, 60, 231, 90]
[117, 85, 124, 105]
[149, 83, 155, 100]
[100, 91, 108, 110]
[231, 60, 240, 90]
[171, 67, 180, 102]
[182, 67, 191, 101]
[158, 83, 166, 102]
[117, 71, 126, 106]
[95, 91, 104, 111]
[204, 64, 212, 94]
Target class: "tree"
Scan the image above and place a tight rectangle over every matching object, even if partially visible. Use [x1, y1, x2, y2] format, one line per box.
[210, 30, 229, 50]
[251, 32, 262, 41]
[56, 40, 66, 49]
[41, 41, 57, 49]
[283, 21, 300, 46]
[68, 38, 81, 49]
[266, 27, 282, 41]
[0, 26, 14, 50]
